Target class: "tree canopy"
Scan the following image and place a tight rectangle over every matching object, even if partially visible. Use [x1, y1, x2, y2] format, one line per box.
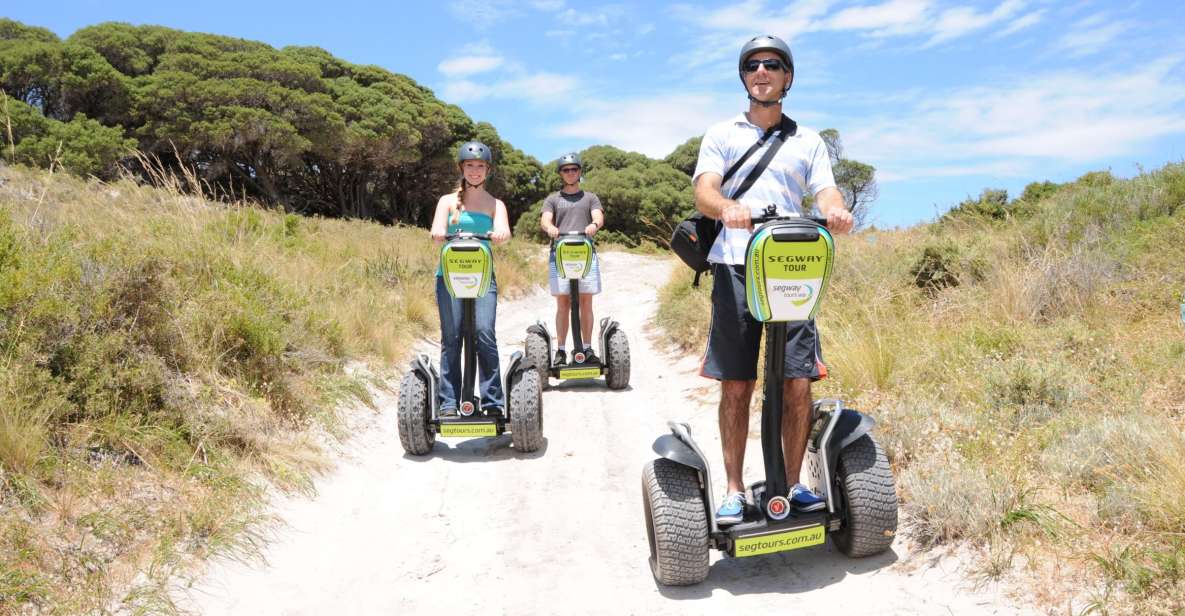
[0, 19, 546, 225]
[514, 144, 695, 247]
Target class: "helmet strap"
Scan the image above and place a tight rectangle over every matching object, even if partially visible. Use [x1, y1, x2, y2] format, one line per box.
[463, 178, 486, 190]
[748, 94, 782, 108]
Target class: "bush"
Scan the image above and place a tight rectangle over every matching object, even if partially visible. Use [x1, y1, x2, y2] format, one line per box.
[908, 241, 984, 292]
[2, 98, 133, 178]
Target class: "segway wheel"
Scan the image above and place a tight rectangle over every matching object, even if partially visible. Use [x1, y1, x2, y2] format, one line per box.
[397, 371, 435, 455]
[641, 458, 709, 586]
[605, 328, 630, 390]
[509, 369, 544, 452]
[832, 434, 898, 557]
[524, 329, 550, 386]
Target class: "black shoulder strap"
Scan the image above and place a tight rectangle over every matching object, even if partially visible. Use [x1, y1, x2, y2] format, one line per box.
[729, 114, 797, 201]
[721, 121, 779, 184]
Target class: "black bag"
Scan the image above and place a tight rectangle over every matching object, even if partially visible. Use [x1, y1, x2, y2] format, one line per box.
[670, 115, 797, 286]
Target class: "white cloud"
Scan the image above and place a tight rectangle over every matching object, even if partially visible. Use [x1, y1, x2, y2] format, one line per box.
[557, 7, 611, 26]
[447, 0, 519, 23]
[446, 0, 571, 23]
[678, 0, 1037, 49]
[441, 72, 579, 104]
[438, 55, 505, 77]
[1053, 13, 1131, 57]
[923, 0, 1025, 46]
[840, 56, 1185, 181]
[551, 94, 736, 157]
[996, 9, 1044, 38]
[827, 0, 931, 35]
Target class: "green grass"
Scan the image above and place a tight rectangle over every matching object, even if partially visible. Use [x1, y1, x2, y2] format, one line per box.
[653, 162, 1185, 614]
[0, 163, 535, 613]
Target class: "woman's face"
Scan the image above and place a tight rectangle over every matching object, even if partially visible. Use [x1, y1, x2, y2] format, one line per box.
[461, 160, 489, 185]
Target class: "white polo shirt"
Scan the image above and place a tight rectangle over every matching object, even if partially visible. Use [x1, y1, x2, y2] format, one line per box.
[692, 113, 836, 266]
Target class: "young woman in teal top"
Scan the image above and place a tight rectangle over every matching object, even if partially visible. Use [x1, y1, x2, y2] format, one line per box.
[428, 142, 512, 415]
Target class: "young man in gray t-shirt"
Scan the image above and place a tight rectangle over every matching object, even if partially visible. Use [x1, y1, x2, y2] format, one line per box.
[540, 152, 605, 366]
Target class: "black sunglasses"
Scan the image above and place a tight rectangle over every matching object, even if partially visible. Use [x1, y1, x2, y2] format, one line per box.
[560, 166, 581, 173]
[742, 58, 786, 73]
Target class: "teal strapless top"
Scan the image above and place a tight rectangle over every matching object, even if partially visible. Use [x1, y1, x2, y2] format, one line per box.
[447, 210, 494, 235]
[437, 211, 495, 276]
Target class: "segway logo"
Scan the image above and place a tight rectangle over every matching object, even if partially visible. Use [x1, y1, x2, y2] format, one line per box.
[771, 282, 814, 307]
[460, 401, 475, 416]
[734, 525, 825, 557]
[453, 274, 480, 290]
[439, 423, 497, 437]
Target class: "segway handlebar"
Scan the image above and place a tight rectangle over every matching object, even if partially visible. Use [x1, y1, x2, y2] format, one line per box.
[750, 204, 828, 228]
[551, 231, 594, 245]
[444, 232, 493, 241]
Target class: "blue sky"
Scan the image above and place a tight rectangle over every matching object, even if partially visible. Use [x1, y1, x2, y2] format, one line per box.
[6, 1, 1185, 227]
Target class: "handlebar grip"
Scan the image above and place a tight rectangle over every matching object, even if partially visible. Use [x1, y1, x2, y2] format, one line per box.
[748, 214, 829, 229]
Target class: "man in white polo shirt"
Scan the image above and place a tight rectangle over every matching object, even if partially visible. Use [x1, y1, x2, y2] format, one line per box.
[693, 34, 854, 525]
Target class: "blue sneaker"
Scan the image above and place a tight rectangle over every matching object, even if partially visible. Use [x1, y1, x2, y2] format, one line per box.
[716, 491, 745, 525]
[789, 483, 826, 512]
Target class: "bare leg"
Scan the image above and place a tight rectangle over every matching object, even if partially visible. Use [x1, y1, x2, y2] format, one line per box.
[782, 378, 813, 489]
[555, 294, 570, 346]
[579, 293, 594, 347]
[720, 379, 756, 494]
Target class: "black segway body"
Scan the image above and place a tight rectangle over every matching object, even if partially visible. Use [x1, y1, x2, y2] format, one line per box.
[397, 233, 544, 455]
[641, 212, 897, 586]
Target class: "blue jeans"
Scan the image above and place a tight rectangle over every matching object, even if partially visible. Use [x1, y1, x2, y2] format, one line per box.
[436, 276, 504, 411]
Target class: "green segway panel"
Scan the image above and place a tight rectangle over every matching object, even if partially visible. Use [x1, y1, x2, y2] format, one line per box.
[555, 237, 593, 280]
[745, 220, 834, 322]
[440, 238, 493, 299]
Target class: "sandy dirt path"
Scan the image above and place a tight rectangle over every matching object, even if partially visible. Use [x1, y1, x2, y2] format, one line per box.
[176, 251, 1033, 615]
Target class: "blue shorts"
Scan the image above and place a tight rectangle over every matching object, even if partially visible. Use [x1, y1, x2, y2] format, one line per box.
[548, 249, 602, 295]
[700, 263, 827, 381]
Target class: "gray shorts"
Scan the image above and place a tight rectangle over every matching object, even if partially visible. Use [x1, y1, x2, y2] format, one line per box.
[700, 263, 827, 381]
[548, 249, 602, 295]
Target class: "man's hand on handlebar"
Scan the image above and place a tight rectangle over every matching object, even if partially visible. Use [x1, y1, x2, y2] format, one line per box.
[491, 229, 511, 244]
[824, 207, 854, 235]
[721, 202, 752, 230]
[546, 225, 560, 239]
[583, 223, 598, 236]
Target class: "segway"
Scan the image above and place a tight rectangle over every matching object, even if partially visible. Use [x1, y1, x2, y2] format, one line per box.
[398, 232, 544, 455]
[640, 207, 898, 586]
[523, 232, 630, 390]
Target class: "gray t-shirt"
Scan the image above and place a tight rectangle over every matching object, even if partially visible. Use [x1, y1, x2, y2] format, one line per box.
[542, 190, 603, 234]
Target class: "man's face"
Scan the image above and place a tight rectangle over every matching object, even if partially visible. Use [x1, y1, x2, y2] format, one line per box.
[743, 51, 791, 101]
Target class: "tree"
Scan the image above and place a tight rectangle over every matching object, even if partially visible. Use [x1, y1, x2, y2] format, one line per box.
[818, 128, 877, 228]
[3, 96, 134, 177]
[514, 144, 693, 247]
[0, 19, 549, 225]
[664, 135, 701, 176]
[0, 20, 550, 223]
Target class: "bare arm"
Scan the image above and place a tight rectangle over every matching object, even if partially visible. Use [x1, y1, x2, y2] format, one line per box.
[585, 208, 604, 236]
[694, 172, 752, 229]
[813, 187, 853, 234]
[541, 211, 559, 238]
[491, 199, 511, 244]
[429, 195, 454, 243]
